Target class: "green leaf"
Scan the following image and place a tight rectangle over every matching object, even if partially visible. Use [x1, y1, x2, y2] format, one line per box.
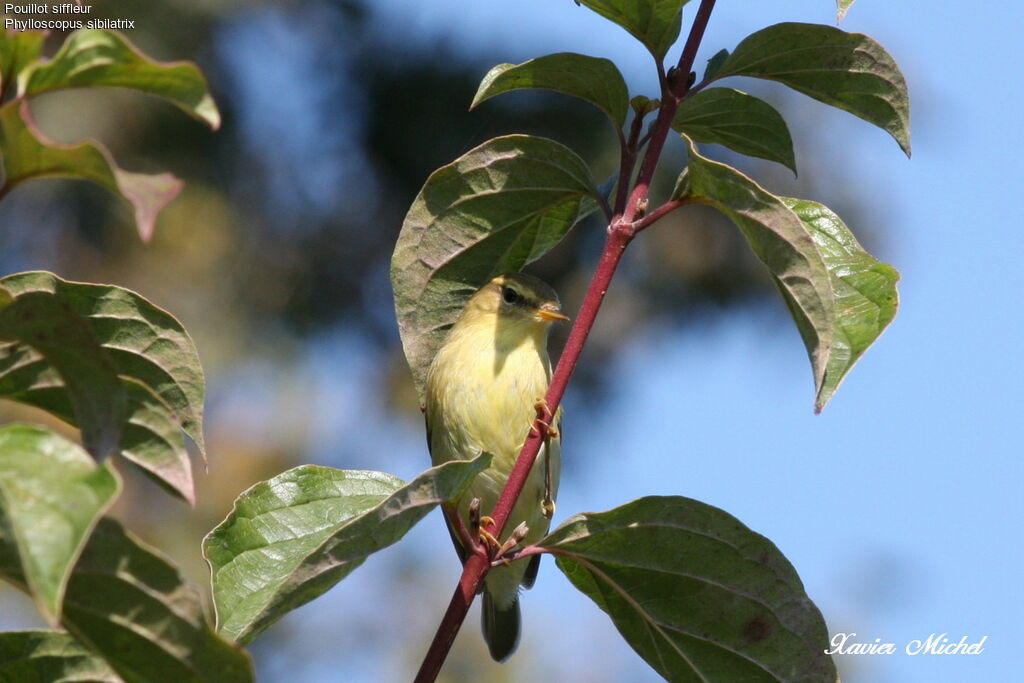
[204, 456, 489, 645]
[574, 0, 690, 59]
[0, 425, 120, 624]
[836, 0, 856, 22]
[0, 30, 46, 97]
[1, 271, 207, 461]
[0, 291, 128, 459]
[715, 22, 910, 156]
[391, 135, 599, 401]
[18, 29, 220, 129]
[680, 137, 835, 399]
[62, 518, 253, 683]
[0, 101, 183, 241]
[781, 198, 899, 412]
[0, 630, 120, 683]
[118, 379, 194, 504]
[702, 48, 729, 81]
[0, 348, 195, 505]
[541, 496, 838, 682]
[472, 53, 629, 128]
[630, 95, 659, 117]
[674, 87, 796, 173]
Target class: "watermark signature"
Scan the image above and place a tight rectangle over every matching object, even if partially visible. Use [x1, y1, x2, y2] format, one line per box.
[826, 632, 987, 656]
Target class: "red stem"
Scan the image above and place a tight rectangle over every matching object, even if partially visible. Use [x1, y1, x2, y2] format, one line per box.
[415, 2, 717, 679]
[633, 198, 686, 232]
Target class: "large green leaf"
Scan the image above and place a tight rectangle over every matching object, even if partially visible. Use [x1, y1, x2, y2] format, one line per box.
[0, 289, 128, 459]
[472, 53, 629, 128]
[574, 0, 690, 59]
[0, 101, 182, 241]
[0, 425, 120, 624]
[1, 271, 206, 460]
[0, 30, 45, 98]
[391, 135, 599, 401]
[702, 48, 730, 82]
[0, 347, 194, 505]
[204, 456, 489, 645]
[61, 518, 253, 683]
[715, 23, 910, 156]
[673, 87, 796, 173]
[781, 198, 899, 412]
[541, 496, 838, 682]
[679, 137, 836, 401]
[18, 29, 220, 129]
[0, 630, 119, 683]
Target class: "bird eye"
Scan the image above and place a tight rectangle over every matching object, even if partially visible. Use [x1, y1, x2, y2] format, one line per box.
[501, 287, 519, 304]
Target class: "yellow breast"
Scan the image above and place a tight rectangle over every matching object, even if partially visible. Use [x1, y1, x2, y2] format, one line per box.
[425, 314, 550, 469]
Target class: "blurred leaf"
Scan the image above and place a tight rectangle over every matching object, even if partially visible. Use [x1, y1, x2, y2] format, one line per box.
[0, 425, 120, 624]
[702, 48, 729, 81]
[0, 29, 45, 98]
[0, 101, 182, 241]
[0, 630, 119, 682]
[674, 87, 796, 173]
[715, 22, 910, 156]
[392, 135, 599, 402]
[205, 456, 489, 645]
[18, 29, 220, 129]
[472, 53, 629, 128]
[680, 137, 836, 400]
[542, 496, 838, 682]
[630, 94, 658, 117]
[1, 271, 206, 461]
[62, 518, 253, 683]
[0, 348, 195, 505]
[781, 198, 899, 412]
[836, 0, 856, 22]
[0, 290, 128, 459]
[574, 0, 690, 59]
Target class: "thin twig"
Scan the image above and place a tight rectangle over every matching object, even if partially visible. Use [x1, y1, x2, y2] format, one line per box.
[633, 198, 687, 233]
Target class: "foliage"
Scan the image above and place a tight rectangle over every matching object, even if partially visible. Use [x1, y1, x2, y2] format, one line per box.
[0, 0, 909, 679]
[0, 29, 218, 241]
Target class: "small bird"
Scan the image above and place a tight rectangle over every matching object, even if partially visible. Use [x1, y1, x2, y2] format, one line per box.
[425, 272, 567, 662]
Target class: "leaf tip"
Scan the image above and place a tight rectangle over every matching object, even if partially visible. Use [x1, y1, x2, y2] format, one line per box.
[197, 94, 222, 131]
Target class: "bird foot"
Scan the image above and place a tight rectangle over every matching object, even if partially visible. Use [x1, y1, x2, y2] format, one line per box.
[468, 499, 501, 552]
[529, 398, 559, 438]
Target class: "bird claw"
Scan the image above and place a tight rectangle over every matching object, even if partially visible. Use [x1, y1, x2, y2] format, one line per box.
[468, 499, 501, 551]
[532, 397, 559, 437]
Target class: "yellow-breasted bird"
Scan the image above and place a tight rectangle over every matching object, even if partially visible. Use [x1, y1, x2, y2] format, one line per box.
[425, 272, 566, 661]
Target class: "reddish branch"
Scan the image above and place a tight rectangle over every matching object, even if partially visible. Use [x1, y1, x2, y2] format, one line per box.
[415, 2, 717, 680]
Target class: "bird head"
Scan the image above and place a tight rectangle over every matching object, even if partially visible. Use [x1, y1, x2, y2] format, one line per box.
[455, 273, 569, 346]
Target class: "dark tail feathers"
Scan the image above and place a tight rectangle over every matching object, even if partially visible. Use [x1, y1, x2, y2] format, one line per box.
[481, 589, 520, 662]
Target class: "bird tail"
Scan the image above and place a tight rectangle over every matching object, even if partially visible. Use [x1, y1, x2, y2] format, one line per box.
[481, 588, 520, 662]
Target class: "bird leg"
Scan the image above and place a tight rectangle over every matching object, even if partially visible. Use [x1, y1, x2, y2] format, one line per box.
[469, 498, 502, 552]
[540, 409, 557, 519]
[542, 451, 556, 520]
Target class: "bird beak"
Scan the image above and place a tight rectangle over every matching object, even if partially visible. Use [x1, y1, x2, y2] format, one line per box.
[536, 304, 570, 323]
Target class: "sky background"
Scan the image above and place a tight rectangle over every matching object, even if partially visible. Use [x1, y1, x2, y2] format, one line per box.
[1, 1, 1021, 681]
